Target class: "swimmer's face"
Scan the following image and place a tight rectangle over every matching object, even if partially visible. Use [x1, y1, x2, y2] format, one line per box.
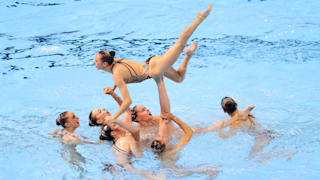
[65, 112, 80, 128]
[91, 108, 111, 125]
[94, 53, 107, 70]
[134, 105, 153, 122]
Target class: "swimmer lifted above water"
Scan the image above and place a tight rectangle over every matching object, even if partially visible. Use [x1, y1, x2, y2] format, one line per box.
[93, 4, 212, 122]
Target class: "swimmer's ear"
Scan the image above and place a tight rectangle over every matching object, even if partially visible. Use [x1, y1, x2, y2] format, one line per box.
[97, 118, 103, 125]
[109, 51, 116, 57]
[111, 131, 116, 136]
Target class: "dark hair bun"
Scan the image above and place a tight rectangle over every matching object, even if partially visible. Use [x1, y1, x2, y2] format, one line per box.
[109, 51, 115, 57]
[56, 118, 61, 126]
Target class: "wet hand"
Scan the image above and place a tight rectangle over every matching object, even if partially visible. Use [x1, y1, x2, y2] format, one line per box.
[161, 112, 171, 124]
[103, 86, 114, 95]
[239, 105, 255, 119]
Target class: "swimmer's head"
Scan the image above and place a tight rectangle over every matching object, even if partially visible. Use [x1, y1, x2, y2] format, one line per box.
[94, 50, 116, 70]
[56, 111, 80, 129]
[99, 125, 115, 142]
[151, 137, 167, 154]
[89, 108, 111, 126]
[221, 97, 238, 115]
[132, 105, 153, 124]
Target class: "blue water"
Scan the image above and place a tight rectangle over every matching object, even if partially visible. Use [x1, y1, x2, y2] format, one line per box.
[1, 0, 320, 179]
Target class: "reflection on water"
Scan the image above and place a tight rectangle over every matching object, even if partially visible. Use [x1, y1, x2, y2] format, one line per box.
[60, 144, 87, 174]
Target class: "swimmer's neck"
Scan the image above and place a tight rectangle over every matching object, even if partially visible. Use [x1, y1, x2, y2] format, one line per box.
[139, 117, 158, 127]
[64, 127, 76, 134]
[229, 109, 239, 118]
[103, 57, 124, 73]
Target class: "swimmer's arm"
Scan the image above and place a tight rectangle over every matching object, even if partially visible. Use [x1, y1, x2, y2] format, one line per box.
[80, 134, 89, 139]
[81, 140, 103, 144]
[130, 141, 142, 158]
[192, 122, 221, 134]
[216, 126, 237, 139]
[221, 114, 239, 127]
[110, 75, 132, 121]
[108, 85, 132, 124]
[111, 120, 140, 141]
[223, 105, 256, 127]
[110, 90, 123, 107]
[165, 113, 193, 154]
[158, 112, 172, 138]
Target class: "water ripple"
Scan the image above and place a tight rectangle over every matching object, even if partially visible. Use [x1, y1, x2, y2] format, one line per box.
[0, 32, 319, 75]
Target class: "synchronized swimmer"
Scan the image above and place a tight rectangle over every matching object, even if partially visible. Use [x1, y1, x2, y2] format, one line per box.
[52, 3, 275, 179]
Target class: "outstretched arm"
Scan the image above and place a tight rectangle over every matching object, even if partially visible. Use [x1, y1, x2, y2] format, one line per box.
[109, 76, 132, 121]
[222, 105, 256, 127]
[103, 85, 132, 124]
[192, 123, 220, 134]
[165, 113, 193, 155]
[81, 140, 103, 144]
[103, 85, 124, 106]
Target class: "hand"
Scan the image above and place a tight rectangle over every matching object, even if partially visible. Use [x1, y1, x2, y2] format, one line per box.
[160, 112, 170, 124]
[239, 105, 255, 120]
[103, 86, 114, 95]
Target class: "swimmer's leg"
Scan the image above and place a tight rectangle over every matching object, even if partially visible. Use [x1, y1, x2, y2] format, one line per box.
[149, 4, 212, 77]
[164, 42, 198, 83]
[248, 134, 273, 159]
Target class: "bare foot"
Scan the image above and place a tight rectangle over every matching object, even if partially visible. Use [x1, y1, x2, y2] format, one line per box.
[197, 4, 213, 20]
[184, 41, 198, 56]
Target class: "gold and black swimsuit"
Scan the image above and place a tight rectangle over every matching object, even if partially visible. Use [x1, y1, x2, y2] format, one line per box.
[113, 56, 155, 83]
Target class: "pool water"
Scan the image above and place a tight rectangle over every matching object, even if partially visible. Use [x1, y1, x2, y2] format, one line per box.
[1, 0, 320, 179]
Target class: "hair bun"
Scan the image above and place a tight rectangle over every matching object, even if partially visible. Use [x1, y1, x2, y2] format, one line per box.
[109, 51, 116, 57]
[56, 118, 61, 126]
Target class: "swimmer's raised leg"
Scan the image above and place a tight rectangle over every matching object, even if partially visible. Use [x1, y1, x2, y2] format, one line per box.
[164, 41, 198, 82]
[149, 4, 212, 77]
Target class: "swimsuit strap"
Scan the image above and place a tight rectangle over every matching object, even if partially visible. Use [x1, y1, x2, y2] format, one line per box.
[113, 59, 139, 77]
[113, 144, 129, 154]
[145, 55, 155, 64]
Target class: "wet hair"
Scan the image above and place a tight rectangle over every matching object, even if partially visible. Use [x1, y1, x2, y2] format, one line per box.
[151, 140, 166, 154]
[56, 111, 69, 128]
[221, 97, 237, 114]
[98, 50, 116, 65]
[88, 111, 99, 126]
[131, 106, 138, 122]
[99, 125, 115, 142]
